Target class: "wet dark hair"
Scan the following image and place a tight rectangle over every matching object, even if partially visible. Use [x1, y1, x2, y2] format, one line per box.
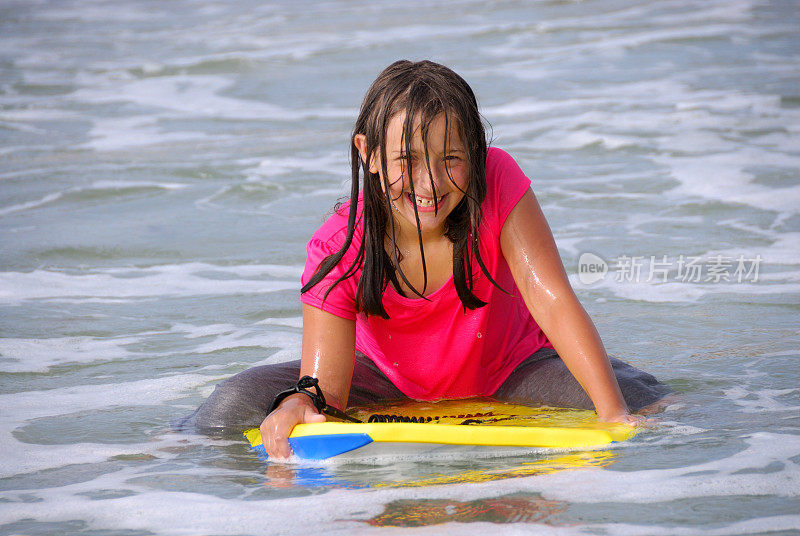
[302, 59, 503, 318]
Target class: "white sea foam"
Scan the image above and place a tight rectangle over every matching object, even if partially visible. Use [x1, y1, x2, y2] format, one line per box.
[89, 180, 189, 191]
[174, 20, 509, 64]
[621, 213, 705, 237]
[0, 263, 301, 305]
[0, 191, 64, 217]
[189, 326, 299, 356]
[0, 374, 212, 477]
[0, 336, 137, 373]
[486, 77, 799, 225]
[547, 185, 650, 201]
[169, 322, 241, 339]
[243, 151, 347, 180]
[532, 0, 753, 33]
[0, 318, 301, 373]
[718, 219, 781, 239]
[0, 180, 191, 218]
[194, 152, 350, 212]
[72, 75, 354, 151]
[72, 76, 293, 120]
[723, 386, 800, 413]
[552, 236, 585, 258]
[0, 432, 797, 535]
[571, 274, 800, 303]
[705, 232, 800, 266]
[257, 316, 303, 329]
[484, 98, 578, 118]
[0, 119, 47, 135]
[518, 432, 800, 503]
[0, 375, 209, 425]
[32, 3, 154, 23]
[164, 317, 303, 362]
[551, 516, 800, 536]
[488, 21, 762, 61]
[658, 422, 707, 435]
[83, 114, 214, 152]
[656, 149, 800, 216]
[528, 129, 644, 151]
[0, 107, 77, 122]
[166, 321, 301, 364]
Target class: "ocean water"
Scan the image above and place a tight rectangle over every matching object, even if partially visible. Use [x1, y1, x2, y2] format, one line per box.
[1, 0, 799, 534]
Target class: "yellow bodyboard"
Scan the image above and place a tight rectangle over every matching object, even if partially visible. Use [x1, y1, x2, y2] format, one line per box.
[245, 399, 637, 460]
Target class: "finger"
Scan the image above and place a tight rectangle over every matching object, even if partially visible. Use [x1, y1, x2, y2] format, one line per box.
[262, 419, 290, 459]
[274, 441, 290, 459]
[621, 414, 652, 427]
[618, 415, 641, 426]
[270, 433, 290, 459]
[303, 407, 326, 423]
[259, 422, 274, 457]
[633, 415, 655, 427]
[273, 424, 292, 459]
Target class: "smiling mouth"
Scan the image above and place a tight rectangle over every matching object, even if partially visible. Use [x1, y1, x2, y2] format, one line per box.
[407, 193, 447, 208]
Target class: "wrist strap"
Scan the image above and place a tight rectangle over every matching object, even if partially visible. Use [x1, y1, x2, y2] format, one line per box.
[267, 376, 362, 423]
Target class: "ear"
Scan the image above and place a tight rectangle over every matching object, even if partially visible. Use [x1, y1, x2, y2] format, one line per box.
[353, 134, 379, 174]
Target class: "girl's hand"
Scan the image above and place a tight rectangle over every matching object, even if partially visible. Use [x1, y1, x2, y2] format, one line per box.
[260, 393, 326, 459]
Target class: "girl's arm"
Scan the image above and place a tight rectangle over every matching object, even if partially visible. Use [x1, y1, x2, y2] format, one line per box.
[500, 189, 636, 424]
[259, 303, 356, 458]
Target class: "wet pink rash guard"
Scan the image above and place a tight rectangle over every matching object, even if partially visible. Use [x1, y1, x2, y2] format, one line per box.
[301, 147, 553, 400]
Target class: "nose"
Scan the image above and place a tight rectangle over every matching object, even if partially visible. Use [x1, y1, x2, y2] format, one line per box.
[411, 159, 446, 193]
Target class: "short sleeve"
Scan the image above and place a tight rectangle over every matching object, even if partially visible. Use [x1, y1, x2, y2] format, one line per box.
[485, 147, 532, 232]
[301, 236, 359, 320]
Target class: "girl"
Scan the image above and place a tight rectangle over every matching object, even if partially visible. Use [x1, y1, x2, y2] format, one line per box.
[185, 60, 670, 458]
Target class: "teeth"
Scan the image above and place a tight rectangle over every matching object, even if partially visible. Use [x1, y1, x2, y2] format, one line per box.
[410, 194, 442, 207]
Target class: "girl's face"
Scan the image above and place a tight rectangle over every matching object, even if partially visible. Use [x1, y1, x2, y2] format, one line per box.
[357, 112, 469, 239]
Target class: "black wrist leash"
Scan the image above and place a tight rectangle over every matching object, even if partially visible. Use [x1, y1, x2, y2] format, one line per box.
[267, 376, 362, 423]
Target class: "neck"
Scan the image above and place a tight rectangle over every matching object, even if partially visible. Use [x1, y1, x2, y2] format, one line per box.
[388, 216, 449, 250]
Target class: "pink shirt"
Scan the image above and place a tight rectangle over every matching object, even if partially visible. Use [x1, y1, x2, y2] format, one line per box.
[301, 147, 552, 400]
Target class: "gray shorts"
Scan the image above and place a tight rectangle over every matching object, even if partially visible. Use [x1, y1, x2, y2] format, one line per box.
[177, 348, 671, 433]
